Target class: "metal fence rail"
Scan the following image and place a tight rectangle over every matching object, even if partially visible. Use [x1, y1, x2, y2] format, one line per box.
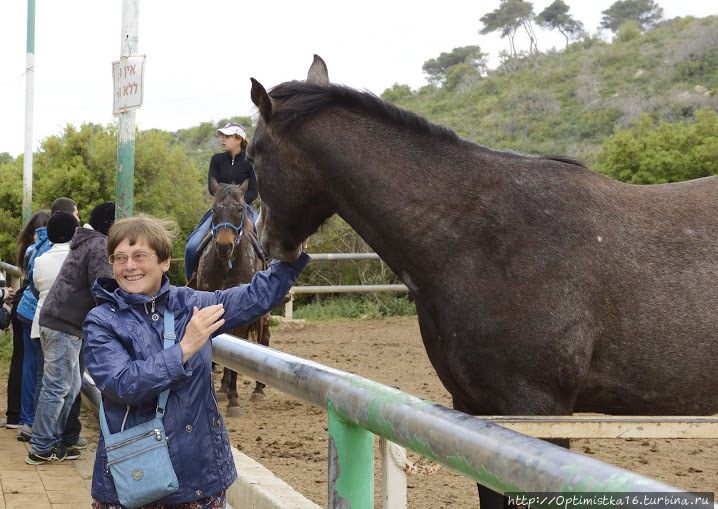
[210, 333, 701, 508]
[0, 261, 21, 277]
[78, 333, 716, 508]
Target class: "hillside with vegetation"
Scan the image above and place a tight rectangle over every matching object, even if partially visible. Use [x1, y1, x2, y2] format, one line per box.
[384, 14, 718, 163]
[1, 5, 716, 317]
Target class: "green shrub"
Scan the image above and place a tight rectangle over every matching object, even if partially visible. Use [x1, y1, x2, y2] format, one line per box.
[293, 295, 416, 322]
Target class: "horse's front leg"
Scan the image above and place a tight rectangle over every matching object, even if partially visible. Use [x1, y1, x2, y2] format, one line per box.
[249, 315, 270, 402]
[454, 392, 572, 509]
[217, 367, 230, 398]
[225, 370, 242, 418]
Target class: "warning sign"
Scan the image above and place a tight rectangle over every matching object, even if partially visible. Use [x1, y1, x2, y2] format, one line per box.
[112, 55, 146, 116]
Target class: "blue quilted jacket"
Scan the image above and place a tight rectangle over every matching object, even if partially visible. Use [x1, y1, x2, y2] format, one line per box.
[83, 253, 309, 505]
[17, 227, 49, 322]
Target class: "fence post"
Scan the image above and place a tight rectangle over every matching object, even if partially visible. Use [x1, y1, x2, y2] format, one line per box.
[380, 438, 407, 509]
[327, 403, 374, 508]
[285, 289, 294, 319]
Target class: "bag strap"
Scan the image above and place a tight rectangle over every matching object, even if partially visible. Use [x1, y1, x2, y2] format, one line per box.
[156, 307, 175, 418]
[99, 305, 177, 438]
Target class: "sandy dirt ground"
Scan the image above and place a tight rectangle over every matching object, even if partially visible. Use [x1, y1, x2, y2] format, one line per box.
[70, 317, 717, 508]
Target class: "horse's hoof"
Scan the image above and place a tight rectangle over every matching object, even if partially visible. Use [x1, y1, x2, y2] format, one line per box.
[217, 385, 228, 394]
[249, 392, 267, 402]
[225, 406, 243, 418]
[215, 391, 228, 401]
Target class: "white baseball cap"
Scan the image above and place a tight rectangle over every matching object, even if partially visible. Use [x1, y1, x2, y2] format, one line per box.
[216, 122, 247, 139]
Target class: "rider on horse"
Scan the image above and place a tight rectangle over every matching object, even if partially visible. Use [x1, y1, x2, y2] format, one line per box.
[185, 122, 259, 283]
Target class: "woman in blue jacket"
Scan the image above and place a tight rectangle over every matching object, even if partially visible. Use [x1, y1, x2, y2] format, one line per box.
[13, 209, 50, 440]
[83, 214, 309, 508]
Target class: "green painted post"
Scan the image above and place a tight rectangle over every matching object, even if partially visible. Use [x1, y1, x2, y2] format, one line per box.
[116, 121, 135, 219]
[327, 403, 374, 508]
[116, 0, 138, 219]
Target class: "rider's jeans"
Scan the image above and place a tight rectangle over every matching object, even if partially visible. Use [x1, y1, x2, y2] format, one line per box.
[184, 209, 214, 280]
[29, 327, 82, 454]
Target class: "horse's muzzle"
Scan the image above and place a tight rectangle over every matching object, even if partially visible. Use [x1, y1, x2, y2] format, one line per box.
[215, 241, 235, 259]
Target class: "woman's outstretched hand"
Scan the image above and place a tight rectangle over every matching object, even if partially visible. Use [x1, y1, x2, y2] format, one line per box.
[180, 304, 225, 363]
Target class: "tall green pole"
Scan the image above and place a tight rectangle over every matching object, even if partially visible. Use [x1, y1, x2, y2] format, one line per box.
[116, 0, 139, 219]
[22, 0, 35, 225]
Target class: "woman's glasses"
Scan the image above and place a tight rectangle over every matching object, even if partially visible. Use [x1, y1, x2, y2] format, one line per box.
[109, 250, 157, 265]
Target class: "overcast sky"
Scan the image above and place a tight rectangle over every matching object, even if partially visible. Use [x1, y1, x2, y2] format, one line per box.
[0, 1, 715, 157]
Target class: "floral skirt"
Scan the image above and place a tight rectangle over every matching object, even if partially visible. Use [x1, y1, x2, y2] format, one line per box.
[92, 491, 226, 509]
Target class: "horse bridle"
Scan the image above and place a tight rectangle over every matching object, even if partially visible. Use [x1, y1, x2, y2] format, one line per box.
[212, 207, 246, 243]
[211, 207, 246, 268]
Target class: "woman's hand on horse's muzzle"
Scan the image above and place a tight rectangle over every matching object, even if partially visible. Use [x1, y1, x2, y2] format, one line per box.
[180, 304, 225, 363]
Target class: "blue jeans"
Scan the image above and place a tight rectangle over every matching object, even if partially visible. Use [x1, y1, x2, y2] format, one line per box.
[184, 209, 213, 281]
[184, 205, 258, 281]
[19, 319, 37, 426]
[33, 337, 43, 415]
[29, 327, 82, 454]
[60, 342, 85, 447]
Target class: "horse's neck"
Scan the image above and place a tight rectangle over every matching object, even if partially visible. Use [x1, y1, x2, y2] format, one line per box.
[326, 157, 450, 290]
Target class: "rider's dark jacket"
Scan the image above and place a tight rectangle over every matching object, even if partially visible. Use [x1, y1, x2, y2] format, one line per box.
[207, 151, 258, 205]
[83, 253, 310, 505]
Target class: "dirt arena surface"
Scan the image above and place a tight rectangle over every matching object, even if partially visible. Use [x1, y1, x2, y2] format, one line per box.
[217, 317, 717, 508]
[72, 317, 716, 507]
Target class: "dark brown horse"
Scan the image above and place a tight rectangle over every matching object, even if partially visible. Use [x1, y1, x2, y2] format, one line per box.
[196, 177, 270, 418]
[248, 55, 718, 507]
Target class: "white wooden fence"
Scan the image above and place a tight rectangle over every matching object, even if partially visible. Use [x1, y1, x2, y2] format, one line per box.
[285, 252, 408, 319]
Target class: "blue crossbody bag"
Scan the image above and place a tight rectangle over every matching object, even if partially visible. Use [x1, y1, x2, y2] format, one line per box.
[99, 307, 180, 508]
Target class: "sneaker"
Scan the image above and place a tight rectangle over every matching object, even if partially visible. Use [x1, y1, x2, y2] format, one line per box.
[17, 424, 32, 442]
[65, 447, 81, 460]
[70, 436, 89, 450]
[1, 419, 20, 429]
[26, 445, 67, 465]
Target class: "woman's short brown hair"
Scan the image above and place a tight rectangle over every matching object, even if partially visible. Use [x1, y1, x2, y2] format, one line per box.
[106, 214, 178, 262]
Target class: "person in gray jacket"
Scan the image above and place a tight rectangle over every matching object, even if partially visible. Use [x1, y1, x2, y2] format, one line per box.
[37, 202, 115, 451]
[40, 203, 115, 338]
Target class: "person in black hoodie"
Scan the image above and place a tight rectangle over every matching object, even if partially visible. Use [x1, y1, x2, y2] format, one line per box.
[37, 202, 115, 451]
[183, 122, 258, 283]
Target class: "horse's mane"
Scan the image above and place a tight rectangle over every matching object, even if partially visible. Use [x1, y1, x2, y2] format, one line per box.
[268, 81, 588, 169]
[214, 181, 243, 204]
[269, 81, 461, 144]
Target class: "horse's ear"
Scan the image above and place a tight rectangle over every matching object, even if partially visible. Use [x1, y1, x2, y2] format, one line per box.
[307, 54, 329, 85]
[239, 179, 249, 194]
[211, 177, 220, 195]
[250, 78, 273, 122]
